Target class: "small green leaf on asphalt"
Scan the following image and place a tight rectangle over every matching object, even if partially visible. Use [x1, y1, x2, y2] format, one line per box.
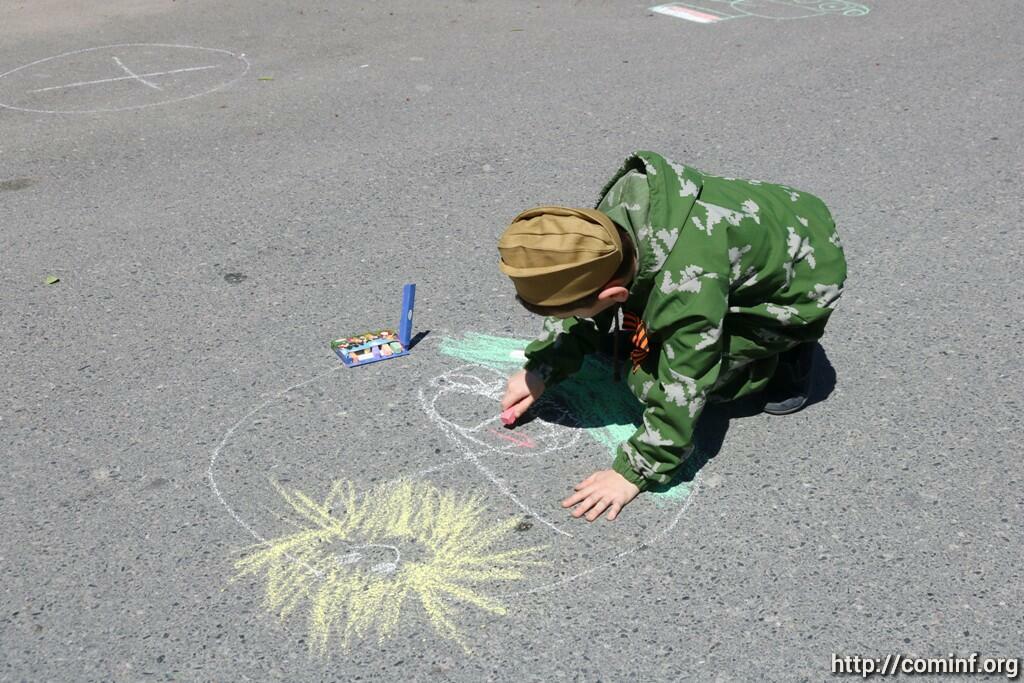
[45, 276, 59, 285]
[258, 76, 274, 81]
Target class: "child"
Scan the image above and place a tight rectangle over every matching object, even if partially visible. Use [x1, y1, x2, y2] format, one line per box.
[497, 151, 847, 522]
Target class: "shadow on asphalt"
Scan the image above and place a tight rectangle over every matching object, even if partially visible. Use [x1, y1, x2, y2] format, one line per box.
[515, 341, 840, 495]
[408, 329, 430, 350]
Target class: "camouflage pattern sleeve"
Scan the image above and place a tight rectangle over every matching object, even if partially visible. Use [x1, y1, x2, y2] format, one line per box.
[610, 273, 729, 490]
[523, 308, 616, 386]
[611, 195, 733, 491]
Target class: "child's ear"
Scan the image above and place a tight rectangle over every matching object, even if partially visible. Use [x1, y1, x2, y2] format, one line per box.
[598, 285, 630, 303]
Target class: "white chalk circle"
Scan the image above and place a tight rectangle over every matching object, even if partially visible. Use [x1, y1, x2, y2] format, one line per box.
[0, 43, 250, 114]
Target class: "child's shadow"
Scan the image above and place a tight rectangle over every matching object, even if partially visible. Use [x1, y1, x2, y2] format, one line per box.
[520, 342, 838, 494]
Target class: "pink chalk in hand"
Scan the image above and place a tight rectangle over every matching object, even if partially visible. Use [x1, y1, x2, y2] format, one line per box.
[500, 408, 517, 426]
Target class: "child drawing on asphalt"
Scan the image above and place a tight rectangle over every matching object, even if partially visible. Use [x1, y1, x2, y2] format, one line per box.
[498, 151, 848, 522]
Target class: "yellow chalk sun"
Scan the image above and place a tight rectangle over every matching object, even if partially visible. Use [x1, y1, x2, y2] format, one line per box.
[234, 478, 547, 653]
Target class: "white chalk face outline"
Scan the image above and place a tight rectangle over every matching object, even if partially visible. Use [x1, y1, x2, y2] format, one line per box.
[418, 365, 586, 539]
[0, 44, 250, 114]
[424, 369, 582, 460]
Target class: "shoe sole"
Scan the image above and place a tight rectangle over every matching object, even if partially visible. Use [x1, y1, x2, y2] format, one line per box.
[763, 395, 809, 415]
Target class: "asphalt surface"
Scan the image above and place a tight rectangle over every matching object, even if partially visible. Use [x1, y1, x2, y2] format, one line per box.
[2, 1, 1022, 681]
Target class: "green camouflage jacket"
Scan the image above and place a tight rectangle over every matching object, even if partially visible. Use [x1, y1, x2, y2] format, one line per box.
[523, 151, 846, 490]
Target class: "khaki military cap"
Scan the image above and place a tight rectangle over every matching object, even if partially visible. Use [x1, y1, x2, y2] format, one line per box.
[498, 206, 622, 307]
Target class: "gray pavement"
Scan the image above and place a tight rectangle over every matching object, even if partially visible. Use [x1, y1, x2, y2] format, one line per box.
[2, 1, 1022, 680]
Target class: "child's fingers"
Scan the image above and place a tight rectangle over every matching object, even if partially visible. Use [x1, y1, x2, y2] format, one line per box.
[585, 499, 611, 522]
[606, 502, 622, 521]
[570, 494, 601, 518]
[561, 487, 591, 508]
[500, 389, 519, 411]
[500, 374, 526, 410]
[501, 390, 528, 412]
[575, 472, 597, 490]
[509, 396, 533, 419]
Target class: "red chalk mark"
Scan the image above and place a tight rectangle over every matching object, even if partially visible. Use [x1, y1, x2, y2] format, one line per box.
[487, 428, 536, 449]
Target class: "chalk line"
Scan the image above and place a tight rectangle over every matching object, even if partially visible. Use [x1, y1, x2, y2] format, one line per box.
[418, 366, 575, 538]
[112, 56, 162, 90]
[486, 427, 537, 449]
[207, 339, 459, 581]
[208, 338, 703, 603]
[30, 64, 218, 93]
[418, 363, 705, 597]
[495, 472, 701, 598]
[417, 366, 585, 536]
[207, 365, 342, 579]
[0, 43, 250, 114]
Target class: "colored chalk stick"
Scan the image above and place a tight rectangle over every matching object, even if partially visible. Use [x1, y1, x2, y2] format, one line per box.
[500, 408, 517, 426]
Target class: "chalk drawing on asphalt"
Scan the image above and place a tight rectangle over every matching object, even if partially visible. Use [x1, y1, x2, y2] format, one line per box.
[234, 478, 547, 653]
[651, 0, 870, 24]
[419, 365, 582, 539]
[209, 333, 703, 653]
[0, 44, 250, 114]
[437, 334, 696, 508]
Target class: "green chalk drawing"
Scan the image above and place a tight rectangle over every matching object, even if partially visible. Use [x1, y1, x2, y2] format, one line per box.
[439, 333, 697, 507]
[438, 334, 526, 374]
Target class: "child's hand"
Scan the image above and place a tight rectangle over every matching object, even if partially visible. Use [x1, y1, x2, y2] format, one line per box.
[561, 470, 640, 522]
[500, 369, 546, 423]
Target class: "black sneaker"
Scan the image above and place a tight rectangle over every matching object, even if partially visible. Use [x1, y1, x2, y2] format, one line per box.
[763, 343, 815, 415]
